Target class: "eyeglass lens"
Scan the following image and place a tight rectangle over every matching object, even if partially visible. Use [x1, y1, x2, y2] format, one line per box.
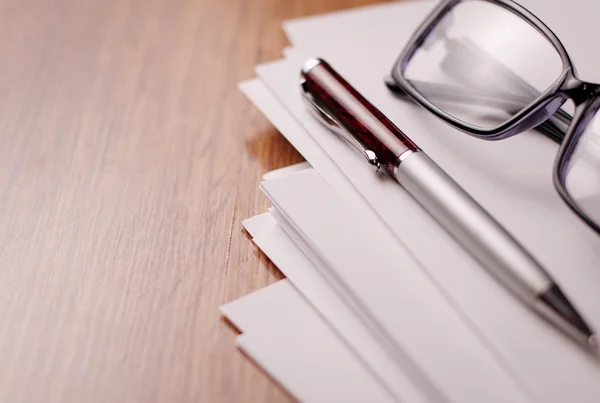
[403, 0, 563, 130]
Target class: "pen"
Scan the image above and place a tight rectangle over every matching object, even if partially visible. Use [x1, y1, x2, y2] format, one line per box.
[299, 57, 597, 349]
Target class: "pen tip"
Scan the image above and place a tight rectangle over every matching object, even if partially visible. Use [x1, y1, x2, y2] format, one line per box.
[539, 284, 594, 336]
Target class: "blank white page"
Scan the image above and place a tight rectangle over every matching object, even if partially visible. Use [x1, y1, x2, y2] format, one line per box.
[222, 279, 395, 402]
[220, 279, 299, 333]
[244, 212, 434, 403]
[262, 170, 534, 403]
[237, 304, 396, 403]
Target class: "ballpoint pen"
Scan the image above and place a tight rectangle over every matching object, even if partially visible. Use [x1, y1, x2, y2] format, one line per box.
[299, 57, 597, 349]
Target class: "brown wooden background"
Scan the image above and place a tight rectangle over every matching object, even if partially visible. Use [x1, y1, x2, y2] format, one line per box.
[0, 0, 390, 401]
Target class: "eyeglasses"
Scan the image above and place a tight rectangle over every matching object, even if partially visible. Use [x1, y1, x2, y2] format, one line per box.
[387, 0, 600, 234]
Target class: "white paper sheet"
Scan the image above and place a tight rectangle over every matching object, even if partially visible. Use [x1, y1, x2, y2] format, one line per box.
[220, 279, 300, 333]
[222, 280, 395, 402]
[244, 213, 434, 403]
[261, 169, 534, 403]
[237, 307, 396, 403]
[284, 0, 437, 49]
[262, 161, 312, 181]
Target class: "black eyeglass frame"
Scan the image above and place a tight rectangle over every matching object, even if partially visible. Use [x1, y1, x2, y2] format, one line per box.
[390, 0, 600, 234]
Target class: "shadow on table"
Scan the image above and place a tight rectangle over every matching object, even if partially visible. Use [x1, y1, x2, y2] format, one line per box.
[245, 126, 304, 173]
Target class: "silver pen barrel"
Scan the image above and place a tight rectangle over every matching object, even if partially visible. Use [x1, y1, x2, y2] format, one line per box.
[394, 150, 596, 348]
[300, 57, 596, 350]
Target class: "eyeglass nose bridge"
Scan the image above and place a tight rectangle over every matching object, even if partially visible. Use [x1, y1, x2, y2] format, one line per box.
[512, 69, 600, 141]
[559, 72, 600, 106]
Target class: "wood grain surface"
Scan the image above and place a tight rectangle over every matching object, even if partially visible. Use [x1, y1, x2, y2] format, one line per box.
[0, 0, 390, 401]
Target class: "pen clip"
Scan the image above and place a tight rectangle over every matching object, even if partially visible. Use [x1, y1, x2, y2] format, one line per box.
[300, 79, 381, 170]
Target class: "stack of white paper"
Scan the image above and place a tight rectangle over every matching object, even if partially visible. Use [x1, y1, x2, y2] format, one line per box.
[221, 1, 600, 401]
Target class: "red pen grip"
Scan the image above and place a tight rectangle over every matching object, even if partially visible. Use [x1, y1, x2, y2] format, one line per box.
[301, 58, 417, 171]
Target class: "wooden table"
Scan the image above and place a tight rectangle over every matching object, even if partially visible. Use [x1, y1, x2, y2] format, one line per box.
[0, 0, 390, 401]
